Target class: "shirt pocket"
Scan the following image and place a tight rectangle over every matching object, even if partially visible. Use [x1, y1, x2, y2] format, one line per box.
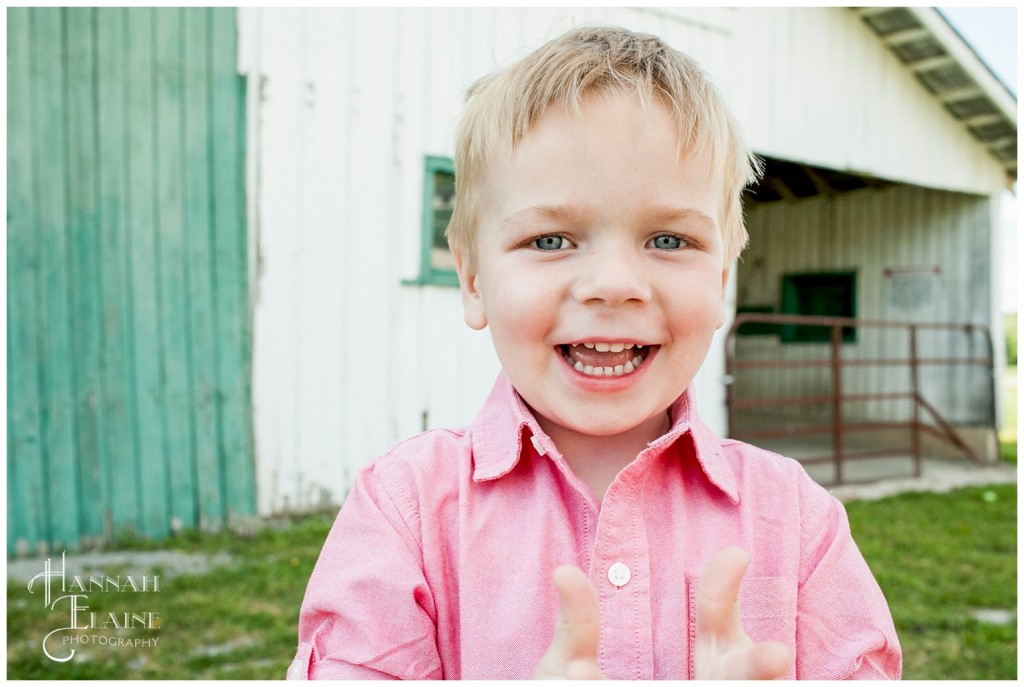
[686, 575, 797, 680]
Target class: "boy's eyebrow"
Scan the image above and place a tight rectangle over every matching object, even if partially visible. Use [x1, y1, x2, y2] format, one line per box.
[498, 204, 587, 231]
[497, 205, 719, 232]
[643, 206, 719, 231]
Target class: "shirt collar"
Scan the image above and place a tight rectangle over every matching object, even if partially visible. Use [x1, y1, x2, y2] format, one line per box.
[469, 372, 739, 503]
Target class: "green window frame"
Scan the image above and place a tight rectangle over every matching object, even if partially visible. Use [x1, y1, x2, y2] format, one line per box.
[410, 155, 459, 287]
[780, 271, 857, 343]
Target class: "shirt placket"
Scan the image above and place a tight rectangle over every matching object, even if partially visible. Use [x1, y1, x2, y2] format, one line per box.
[591, 471, 654, 680]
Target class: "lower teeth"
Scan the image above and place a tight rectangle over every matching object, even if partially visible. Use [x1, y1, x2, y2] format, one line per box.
[567, 354, 645, 377]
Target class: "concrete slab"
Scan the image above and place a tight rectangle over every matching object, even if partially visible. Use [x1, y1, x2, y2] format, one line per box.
[744, 435, 1016, 502]
[825, 456, 1016, 502]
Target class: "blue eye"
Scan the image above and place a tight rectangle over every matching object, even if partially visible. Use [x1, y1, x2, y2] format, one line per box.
[650, 234, 684, 250]
[533, 235, 567, 251]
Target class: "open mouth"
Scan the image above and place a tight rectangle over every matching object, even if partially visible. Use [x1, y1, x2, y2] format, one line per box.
[558, 342, 653, 378]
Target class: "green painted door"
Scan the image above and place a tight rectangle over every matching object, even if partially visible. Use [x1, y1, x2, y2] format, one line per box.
[7, 7, 255, 555]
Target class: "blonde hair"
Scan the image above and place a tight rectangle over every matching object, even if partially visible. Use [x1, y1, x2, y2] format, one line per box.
[446, 25, 761, 266]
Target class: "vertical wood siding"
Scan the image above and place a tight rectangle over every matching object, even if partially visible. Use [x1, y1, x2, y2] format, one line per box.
[7, 7, 255, 555]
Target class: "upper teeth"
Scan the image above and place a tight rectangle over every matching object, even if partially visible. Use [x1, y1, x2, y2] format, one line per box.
[582, 342, 634, 352]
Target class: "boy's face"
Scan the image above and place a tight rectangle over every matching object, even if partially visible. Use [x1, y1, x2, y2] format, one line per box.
[456, 91, 729, 442]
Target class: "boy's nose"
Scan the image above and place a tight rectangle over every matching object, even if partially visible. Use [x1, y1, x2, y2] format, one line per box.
[570, 249, 652, 307]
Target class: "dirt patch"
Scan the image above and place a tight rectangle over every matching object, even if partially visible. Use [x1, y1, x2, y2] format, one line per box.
[7, 550, 233, 584]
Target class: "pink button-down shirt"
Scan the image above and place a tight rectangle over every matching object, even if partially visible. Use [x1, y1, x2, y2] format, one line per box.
[289, 373, 901, 680]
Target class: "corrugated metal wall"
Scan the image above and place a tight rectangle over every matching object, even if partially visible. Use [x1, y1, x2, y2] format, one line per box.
[736, 185, 996, 426]
[7, 7, 255, 555]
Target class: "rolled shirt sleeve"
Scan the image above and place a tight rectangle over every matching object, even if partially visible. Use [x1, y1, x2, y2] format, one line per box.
[796, 488, 902, 679]
[289, 465, 443, 680]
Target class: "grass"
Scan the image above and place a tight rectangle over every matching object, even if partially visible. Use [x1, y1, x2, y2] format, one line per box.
[847, 484, 1017, 679]
[6, 516, 335, 679]
[1001, 365, 1017, 464]
[7, 481, 1017, 679]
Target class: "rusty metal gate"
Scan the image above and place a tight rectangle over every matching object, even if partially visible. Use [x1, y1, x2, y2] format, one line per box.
[725, 313, 998, 485]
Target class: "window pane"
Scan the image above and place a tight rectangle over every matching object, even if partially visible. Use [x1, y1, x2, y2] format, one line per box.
[429, 169, 456, 272]
[780, 272, 857, 343]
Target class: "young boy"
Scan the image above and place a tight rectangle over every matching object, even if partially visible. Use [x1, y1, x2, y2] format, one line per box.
[289, 26, 901, 680]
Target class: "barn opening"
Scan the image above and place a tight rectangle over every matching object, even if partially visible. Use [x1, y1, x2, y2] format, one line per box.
[732, 155, 999, 484]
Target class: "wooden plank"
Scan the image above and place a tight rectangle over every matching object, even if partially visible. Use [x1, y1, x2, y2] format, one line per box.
[391, 8, 426, 465]
[126, 7, 171, 539]
[154, 7, 199, 529]
[7, 7, 49, 555]
[250, 8, 306, 514]
[344, 9, 399, 483]
[96, 7, 141, 536]
[181, 8, 223, 529]
[210, 7, 257, 521]
[31, 7, 81, 551]
[301, 9, 351, 508]
[64, 7, 107, 544]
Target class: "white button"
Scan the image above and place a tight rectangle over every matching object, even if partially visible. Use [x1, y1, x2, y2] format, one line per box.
[607, 562, 631, 587]
[530, 435, 546, 456]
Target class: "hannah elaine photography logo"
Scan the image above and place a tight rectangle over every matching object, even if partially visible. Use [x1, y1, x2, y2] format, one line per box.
[27, 553, 162, 662]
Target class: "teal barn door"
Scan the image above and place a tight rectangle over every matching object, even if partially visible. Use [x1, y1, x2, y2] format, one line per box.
[7, 7, 255, 555]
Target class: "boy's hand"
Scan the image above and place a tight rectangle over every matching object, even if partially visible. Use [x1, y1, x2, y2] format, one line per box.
[694, 547, 792, 679]
[533, 548, 791, 680]
[533, 566, 607, 679]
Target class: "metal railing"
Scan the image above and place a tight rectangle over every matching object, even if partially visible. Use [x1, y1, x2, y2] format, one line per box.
[724, 313, 997, 484]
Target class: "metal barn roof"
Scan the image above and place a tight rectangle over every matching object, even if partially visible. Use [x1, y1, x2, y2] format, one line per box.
[856, 6, 1017, 182]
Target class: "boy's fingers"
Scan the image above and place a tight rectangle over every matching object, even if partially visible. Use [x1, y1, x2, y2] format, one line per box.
[551, 565, 602, 661]
[695, 546, 750, 642]
[695, 548, 793, 680]
[745, 641, 792, 680]
[696, 640, 792, 680]
[533, 565, 605, 680]
[565, 658, 607, 680]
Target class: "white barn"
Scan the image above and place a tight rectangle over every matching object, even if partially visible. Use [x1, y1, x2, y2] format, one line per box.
[238, 7, 1015, 514]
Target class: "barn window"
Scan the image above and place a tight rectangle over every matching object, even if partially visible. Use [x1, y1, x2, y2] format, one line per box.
[414, 156, 459, 286]
[780, 272, 857, 343]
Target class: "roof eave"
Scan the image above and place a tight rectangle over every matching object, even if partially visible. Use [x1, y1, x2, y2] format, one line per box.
[855, 6, 1017, 183]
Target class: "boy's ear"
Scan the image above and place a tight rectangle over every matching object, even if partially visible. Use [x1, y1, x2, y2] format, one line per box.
[453, 249, 487, 331]
[716, 264, 731, 330]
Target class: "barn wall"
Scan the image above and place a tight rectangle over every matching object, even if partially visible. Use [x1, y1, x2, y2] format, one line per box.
[736, 185, 997, 427]
[729, 7, 1008, 195]
[8, 8, 255, 555]
[240, 7, 747, 514]
[238, 7, 1008, 514]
